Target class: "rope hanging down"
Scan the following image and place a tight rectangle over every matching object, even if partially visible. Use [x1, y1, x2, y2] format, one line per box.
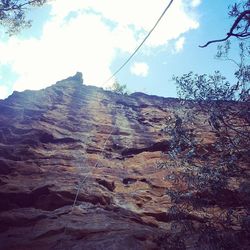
[105, 0, 175, 83]
[71, 127, 115, 210]
[64, 0, 175, 237]
[62, 100, 116, 247]
[70, 0, 175, 212]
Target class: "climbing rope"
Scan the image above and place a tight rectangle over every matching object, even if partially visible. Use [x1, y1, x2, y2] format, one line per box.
[104, 0, 174, 83]
[61, 1, 176, 245]
[71, 126, 115, 210]
[61, 91, 117, 248]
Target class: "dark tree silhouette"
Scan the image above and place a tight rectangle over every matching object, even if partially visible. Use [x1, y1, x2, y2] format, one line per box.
[169, 3, 250, 227]
[173, 0, 250, 159]
[0, 0, 47, 35]
[200, 1, 250, 47]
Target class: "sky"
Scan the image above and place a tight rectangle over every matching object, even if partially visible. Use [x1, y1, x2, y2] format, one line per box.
[0, 0, 242, 99]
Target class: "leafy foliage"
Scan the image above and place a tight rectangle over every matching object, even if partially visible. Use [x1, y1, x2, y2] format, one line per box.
[174, 71, 235, 101]
[108, 80, 129, 95]
[0, 0, 47, 35]
[173, 72, 249, 156]
[216, 40, 250, 102]
[167, 4, 250, 239]
[167, 26, 249, 231]
[173, 34, 250, 157]
[158, 3, 250, 247]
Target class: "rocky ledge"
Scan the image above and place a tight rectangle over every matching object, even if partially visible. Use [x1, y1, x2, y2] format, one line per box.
[0, 73, 249, 249]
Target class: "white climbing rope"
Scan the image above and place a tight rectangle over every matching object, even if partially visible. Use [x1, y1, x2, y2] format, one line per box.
[71, 126, 115, 210]
[61, 92, 117, 249]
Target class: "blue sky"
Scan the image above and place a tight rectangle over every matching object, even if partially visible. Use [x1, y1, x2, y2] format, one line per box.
[0, 0, 241, 99]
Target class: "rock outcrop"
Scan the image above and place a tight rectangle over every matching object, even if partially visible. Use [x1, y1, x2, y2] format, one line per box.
[0, 73, 249, 249]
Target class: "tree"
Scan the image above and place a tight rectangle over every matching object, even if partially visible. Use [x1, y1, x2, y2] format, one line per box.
[159, 2, 249, 245]
[173, 70, 249, 149]
[0, 0, 47, 35]
[108, 80, 129, 95]
[200, 0, 250, 48]
[164, 69, 249, 242]
[173, 0, 249, 161]
[169, 0, 250, 214]
[216, 40, 250, 102]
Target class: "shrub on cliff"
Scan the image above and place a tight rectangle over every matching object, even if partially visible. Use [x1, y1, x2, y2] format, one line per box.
[108, 80, 129, 95]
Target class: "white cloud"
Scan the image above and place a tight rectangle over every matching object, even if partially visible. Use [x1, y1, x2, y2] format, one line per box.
[0, 0, 201, 94]
[0, 85, 9, 99]
[130, 62, 149, 77]
[191, 0, 201, 8]
[174, 36, 186, 52]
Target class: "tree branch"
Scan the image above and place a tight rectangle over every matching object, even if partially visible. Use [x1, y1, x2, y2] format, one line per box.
[0, 0, 40, 12]
[200, 10, 250, 48]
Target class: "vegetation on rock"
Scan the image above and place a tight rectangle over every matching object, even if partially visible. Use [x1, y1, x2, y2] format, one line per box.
[108, 80, 129, 95]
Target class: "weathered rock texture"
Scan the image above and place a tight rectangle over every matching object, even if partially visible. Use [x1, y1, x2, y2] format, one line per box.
[0, 73, 249, 249]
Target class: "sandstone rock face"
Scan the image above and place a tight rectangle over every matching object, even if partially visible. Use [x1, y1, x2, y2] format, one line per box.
[0, 73, 249, 249]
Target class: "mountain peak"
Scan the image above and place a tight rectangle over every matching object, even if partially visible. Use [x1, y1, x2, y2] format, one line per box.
[57, 72, 84, 86]
[70, 72, 83, 83]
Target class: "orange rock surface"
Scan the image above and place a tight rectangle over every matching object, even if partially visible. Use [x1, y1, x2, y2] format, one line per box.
[0, 73, 249, 249]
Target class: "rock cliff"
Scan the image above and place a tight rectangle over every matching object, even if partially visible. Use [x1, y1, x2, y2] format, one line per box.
[0, 73, 249, 249]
